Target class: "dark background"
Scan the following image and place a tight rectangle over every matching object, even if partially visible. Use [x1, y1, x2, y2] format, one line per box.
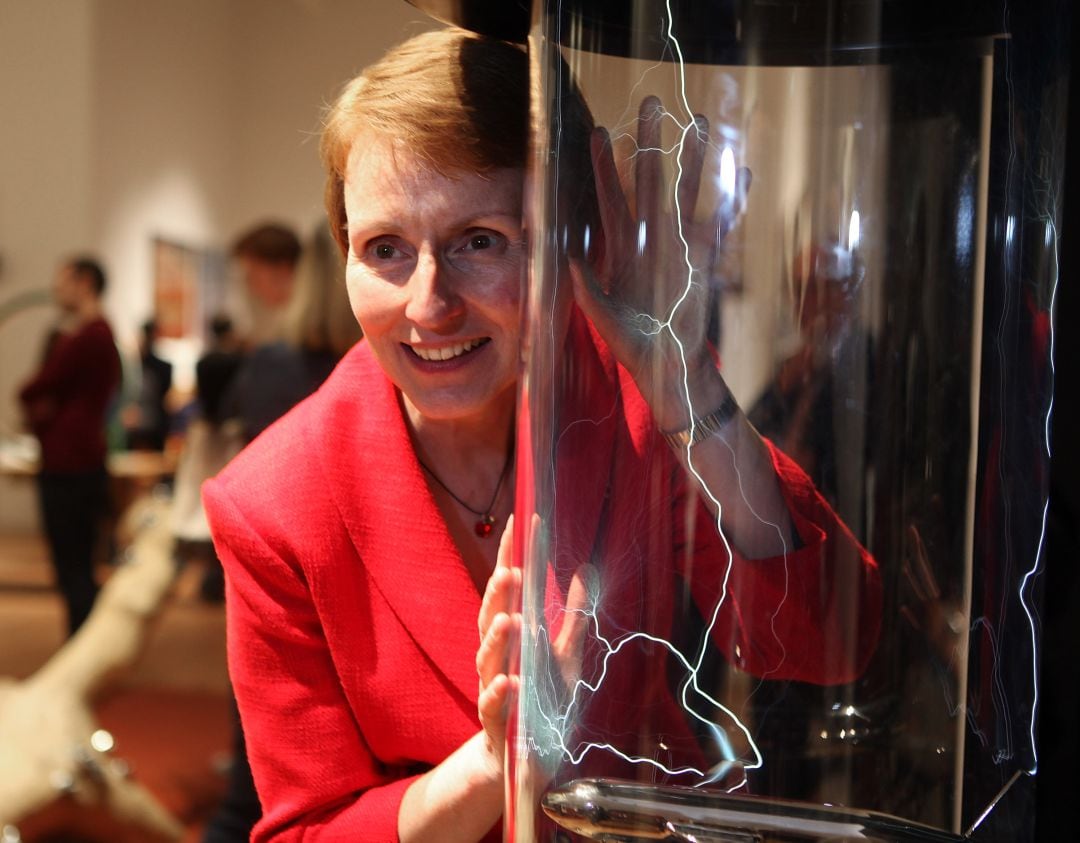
[1034, 1, 1079, 838]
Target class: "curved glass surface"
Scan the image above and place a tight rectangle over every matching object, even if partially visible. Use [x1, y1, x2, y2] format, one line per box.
[510, 2, 1065, 841]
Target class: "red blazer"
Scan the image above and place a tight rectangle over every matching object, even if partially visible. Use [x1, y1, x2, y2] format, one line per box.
[205, 341, 496, 841]
[205, 333, 881, 842]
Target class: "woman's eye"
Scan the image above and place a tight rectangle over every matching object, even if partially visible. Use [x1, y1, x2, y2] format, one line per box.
[460, 231, 506, 254]
[373, 242, 397, 260]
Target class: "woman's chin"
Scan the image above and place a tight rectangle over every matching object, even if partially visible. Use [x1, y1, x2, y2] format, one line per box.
[400, 383, 518, 430]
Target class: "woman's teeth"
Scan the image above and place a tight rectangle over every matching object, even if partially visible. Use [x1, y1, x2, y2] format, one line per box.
[410, 338, 488, 361]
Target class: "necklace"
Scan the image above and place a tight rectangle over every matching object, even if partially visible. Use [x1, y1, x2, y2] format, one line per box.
[417, 446, 514, 538]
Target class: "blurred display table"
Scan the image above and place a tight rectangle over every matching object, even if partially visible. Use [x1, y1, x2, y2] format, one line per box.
[0, 437, 178, 573]
[0, 436, 177, 484]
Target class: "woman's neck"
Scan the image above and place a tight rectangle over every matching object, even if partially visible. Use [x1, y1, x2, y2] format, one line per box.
[402, 396, 515, 589]
[402, 394, 516, 488]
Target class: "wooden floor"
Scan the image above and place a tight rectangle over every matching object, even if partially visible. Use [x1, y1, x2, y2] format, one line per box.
[0, 531, 234, 841]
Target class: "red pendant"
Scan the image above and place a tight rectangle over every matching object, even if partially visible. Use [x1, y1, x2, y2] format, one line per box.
[475, 515, 495, 538]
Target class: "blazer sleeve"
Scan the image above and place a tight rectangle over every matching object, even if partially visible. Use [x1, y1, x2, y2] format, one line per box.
[204, 478, 421, 842]
[674, 440, 883, 685]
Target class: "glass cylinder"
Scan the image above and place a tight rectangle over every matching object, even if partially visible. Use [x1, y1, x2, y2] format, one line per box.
[508, 1, 1066, 841]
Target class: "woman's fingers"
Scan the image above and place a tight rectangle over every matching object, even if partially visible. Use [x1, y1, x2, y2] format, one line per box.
[590, 127, 634, 286]
[575, 128, 660, 351]
[676, 114, 709, 222]
[478, 567, 516, 642]
[527, 512, 544, 564]
[478, 673, 510, 726]
[476, 611, 509, 687]
[635, 96, 664, 240]
[477, 515, 523, 757]
[476, 611, 520, 759]
[478, 515, 519, 642]
[497, 513, 514, 570]
[477, 610, 520, 690]
[478, 672, 519, 752]
[552, 563, 598, 689]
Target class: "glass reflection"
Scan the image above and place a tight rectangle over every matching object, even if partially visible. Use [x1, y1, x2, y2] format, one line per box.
[508, 2, 1062, 841]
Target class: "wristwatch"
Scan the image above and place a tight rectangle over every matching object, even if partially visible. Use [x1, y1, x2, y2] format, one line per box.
[661, 391, 740, 449]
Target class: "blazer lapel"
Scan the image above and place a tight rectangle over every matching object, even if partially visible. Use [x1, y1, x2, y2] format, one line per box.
[325, 345, 482, 706]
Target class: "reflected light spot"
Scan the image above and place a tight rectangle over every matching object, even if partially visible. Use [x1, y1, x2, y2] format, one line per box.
[90, 729, 115, 753]
[719, 146, 736, 199]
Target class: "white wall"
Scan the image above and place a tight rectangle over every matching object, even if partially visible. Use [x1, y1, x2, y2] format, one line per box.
[0, 0, 97, 531]
[94, 0, 239, 352]
[230, 0, 439, 237]
[0, 0, 436, 532]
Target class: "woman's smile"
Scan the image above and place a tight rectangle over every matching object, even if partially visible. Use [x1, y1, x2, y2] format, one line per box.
[405, 337, 491, 364]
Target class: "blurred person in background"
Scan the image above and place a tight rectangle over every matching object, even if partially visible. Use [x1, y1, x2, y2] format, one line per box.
[170, 313, 246, 597]
[18, 256, 121, 636]
[224, 221, 363, 443]
[230, 222, 302, 348]
[196, 313, 245, 429]
[121, 317, 173, 452]
[749, 241, 873, 532]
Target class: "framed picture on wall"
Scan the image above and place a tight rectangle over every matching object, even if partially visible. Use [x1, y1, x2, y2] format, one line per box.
[152, 236, 225, 341]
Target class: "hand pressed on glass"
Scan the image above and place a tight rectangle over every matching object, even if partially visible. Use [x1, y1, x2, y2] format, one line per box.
[477, 516, 521, 772]
[569, 95, 750, 431]
[565, 96, 796, 561]
[477, 515, 596, 776]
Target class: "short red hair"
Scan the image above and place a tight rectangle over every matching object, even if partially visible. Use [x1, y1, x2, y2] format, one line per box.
[320, 28, 529, 257]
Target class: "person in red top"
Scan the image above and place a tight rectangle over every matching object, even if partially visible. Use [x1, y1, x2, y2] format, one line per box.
[204, 29, 882, 842]
[19, 256, 121, 635]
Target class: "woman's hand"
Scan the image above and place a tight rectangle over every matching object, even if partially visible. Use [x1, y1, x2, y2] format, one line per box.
[570, 96, 750, 431]
[900, 525, 964, 672]
[476, 516, 521, 774]
[570, 97, 795, 559]
[475, 514, 593, 776]
[399, 519, 520, 842]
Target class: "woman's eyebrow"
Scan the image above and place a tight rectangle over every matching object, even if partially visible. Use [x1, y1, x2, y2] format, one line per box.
[349, 211, 521, 237]
[347, 218, 403, 238]
[447, 207, 522, 227]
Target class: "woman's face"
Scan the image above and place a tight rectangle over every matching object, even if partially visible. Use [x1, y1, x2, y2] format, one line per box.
[343, 136, 524, 428]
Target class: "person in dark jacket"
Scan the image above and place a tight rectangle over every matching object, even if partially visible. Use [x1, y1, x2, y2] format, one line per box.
[122, 318, 173, 451]
[19, 256, 121, 636]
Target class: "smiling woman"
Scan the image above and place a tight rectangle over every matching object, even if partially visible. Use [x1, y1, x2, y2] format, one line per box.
[201, 24, 881, 843]
[204, 31, 536, 842]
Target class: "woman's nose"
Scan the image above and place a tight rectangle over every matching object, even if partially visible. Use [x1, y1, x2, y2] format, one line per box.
[404, 253, 465, 329]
